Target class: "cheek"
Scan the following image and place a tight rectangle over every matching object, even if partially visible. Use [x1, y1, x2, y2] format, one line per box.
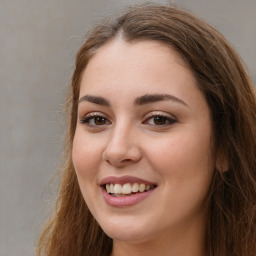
[145, 128, 214, 186]
[144, 130, 214, 223]
[72, 131, 103, 180]
[72, 131, 105, 213]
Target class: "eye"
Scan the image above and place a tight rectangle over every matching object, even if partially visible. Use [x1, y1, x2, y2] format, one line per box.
[144, 114, 176, 126]
[80, 114, 111, 126]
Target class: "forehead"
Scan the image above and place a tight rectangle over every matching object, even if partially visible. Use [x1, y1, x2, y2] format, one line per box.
[87, 39, 190, 73]
[78, 39, 211, 131]
[80, 39, 197, 95]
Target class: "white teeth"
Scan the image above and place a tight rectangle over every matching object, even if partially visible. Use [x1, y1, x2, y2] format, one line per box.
[110, 184, 114, 193]
[139, 184, 146, 192]
[131, 183, 139, 192]
[105, 183, 154, 195]
[113, 184, 122, 194]
[123, 183, 132, 194]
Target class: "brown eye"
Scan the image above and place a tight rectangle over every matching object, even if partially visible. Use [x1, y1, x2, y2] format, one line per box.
[153, 116, 168, 125]
[80, 115, 110, 126]
[94, 116, 107, 125]
[145, 115, 176, 126]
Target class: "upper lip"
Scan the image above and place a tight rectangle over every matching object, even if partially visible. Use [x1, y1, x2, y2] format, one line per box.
[99, 175, 156, 186]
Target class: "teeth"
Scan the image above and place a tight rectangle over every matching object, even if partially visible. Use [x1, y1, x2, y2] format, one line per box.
[139, 184, 145, 192]
[105, 183, 155, 195]
[132, 183, 139, 192]
[123, 183, 132, 194]
[110, 184, 114, 193]
[113, 184, 122, 194]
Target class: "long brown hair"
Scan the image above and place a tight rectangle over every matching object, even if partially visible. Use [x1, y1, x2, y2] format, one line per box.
[37, 3, 256, 256]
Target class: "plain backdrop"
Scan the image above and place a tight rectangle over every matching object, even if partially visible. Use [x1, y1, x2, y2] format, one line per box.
[0, 0, 255, 255]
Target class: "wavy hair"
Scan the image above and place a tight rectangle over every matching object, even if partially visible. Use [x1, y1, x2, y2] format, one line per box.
[37, 3, 256, 256]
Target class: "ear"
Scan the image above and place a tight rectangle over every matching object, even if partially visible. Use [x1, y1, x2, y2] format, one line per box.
[215, 150, 229, 172]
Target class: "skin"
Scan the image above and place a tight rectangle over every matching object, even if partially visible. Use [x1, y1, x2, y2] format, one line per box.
[72, 39, 215, 256]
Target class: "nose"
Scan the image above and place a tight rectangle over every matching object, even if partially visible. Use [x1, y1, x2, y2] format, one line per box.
[102, 125, 142, 168]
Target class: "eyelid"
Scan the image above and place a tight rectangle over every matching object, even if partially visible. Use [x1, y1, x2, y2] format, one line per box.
[143, 111, 177, 126]
[79, 111, 111, 125]
[79, 111, 105, 119]
[78, 110, 177, 127]
[144, 111, 177, 120]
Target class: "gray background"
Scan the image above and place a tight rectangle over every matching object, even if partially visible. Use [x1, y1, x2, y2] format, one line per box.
[0, 0, 255, 255]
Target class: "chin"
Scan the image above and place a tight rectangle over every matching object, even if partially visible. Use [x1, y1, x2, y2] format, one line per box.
[97, 216, 153, 242]
[105, 228, 150, 242]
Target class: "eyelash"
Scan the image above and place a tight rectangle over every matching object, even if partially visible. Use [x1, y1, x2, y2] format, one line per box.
[80, 113, 110, 126]
[79, 112, 177, 127]
[143, 113, 177, 126]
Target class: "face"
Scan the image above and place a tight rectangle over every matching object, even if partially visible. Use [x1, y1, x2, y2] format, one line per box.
[72, 39, 214, 244]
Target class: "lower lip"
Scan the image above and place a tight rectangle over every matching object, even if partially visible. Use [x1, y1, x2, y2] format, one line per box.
[101, 186, 155, 207]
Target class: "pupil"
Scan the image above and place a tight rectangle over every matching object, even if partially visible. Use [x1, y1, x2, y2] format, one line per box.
[95, 117, 105, 125]
[154, 116, 166, 125]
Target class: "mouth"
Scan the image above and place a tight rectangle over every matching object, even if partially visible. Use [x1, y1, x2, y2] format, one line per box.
[100, 176, 157, 207]
[102, 183, 157, 197]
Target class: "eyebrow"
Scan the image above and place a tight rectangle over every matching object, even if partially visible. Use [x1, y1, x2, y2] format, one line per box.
[78, 93, 188, 107]
[134, 94, 188, 107]
[78, 95, 110, 106]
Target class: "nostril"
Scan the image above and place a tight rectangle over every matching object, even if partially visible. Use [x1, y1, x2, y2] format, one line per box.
[122, 159, 132, 163]
[102, 140, 142, 167]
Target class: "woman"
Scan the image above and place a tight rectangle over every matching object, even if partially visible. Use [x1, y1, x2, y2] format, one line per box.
[37, 3, 256, 256]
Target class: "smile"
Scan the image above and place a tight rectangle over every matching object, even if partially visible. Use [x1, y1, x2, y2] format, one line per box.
[105, 183, 156, 197]
[100, 176, 157, 207]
